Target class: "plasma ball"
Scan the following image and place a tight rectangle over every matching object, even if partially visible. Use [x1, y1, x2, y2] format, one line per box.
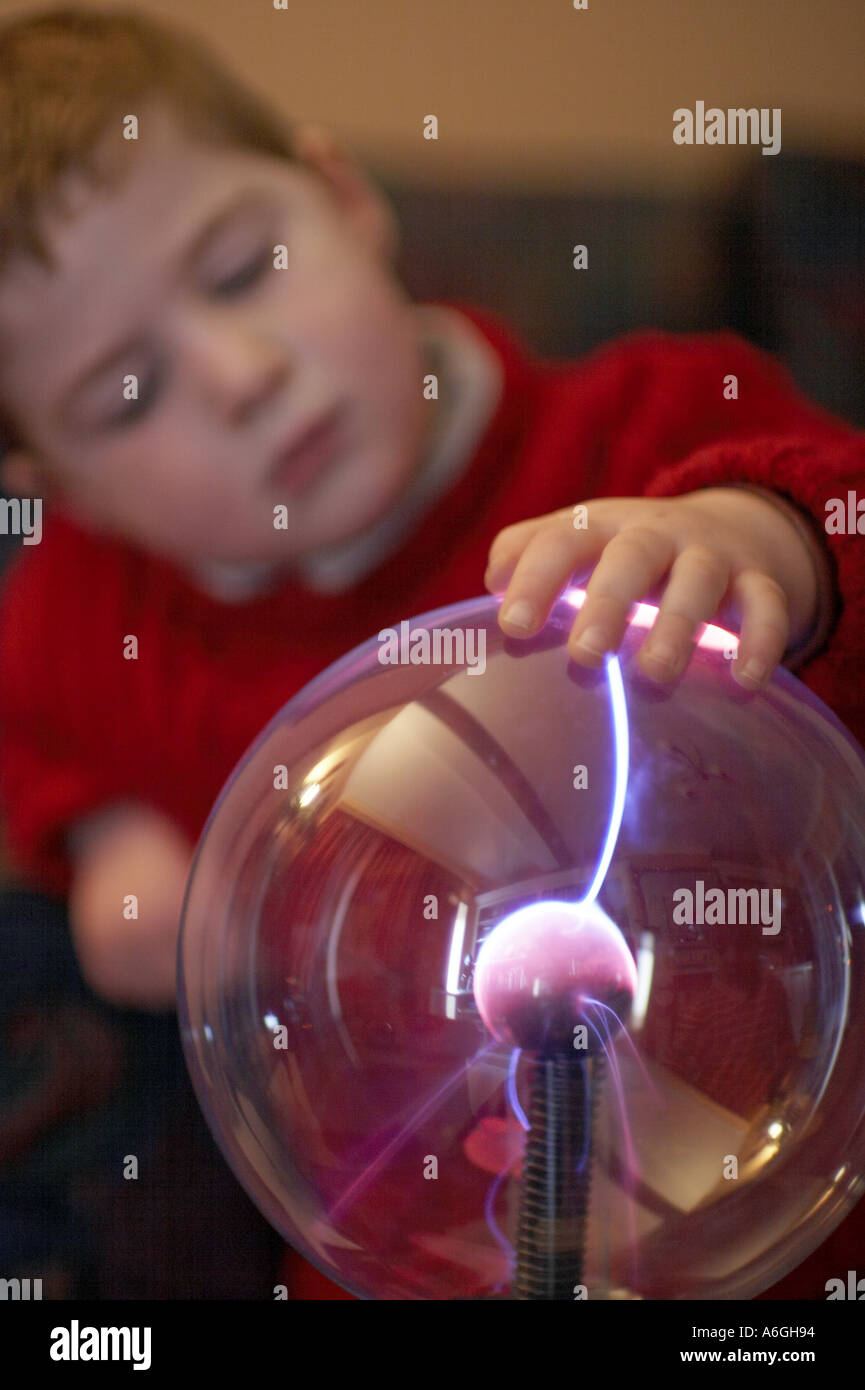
[472, 899, 637, 1056]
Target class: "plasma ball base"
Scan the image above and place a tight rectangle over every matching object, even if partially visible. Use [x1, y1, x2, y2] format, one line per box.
[512, 1054, 605, 1300]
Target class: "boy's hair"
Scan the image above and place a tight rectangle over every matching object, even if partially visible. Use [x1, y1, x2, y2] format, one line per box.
[0, 5, 298, 455]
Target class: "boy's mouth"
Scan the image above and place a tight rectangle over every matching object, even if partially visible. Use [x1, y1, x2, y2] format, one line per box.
[269, 405, 345, 496]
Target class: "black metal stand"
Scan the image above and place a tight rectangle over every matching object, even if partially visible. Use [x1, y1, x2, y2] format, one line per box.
[512, 1053, 602, 1299]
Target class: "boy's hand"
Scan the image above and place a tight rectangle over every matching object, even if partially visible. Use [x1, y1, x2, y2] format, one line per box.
[68, 803, 193, 1011]
[484, 488, 823, 690]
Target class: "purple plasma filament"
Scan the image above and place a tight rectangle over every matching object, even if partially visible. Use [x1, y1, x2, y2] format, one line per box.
[472, 899, 637, 1055]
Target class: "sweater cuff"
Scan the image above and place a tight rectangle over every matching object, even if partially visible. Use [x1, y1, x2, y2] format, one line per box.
[643, 435, 859, 671]
[709, 483, 838, 670]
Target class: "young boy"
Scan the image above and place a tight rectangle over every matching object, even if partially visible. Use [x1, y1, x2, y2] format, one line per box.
[0, 8, 862, 1300]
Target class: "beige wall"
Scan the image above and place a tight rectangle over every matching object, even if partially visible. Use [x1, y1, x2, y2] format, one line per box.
[4, 0, 865, 191]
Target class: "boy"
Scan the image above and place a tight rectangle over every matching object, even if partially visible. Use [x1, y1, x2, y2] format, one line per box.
[0, 8, 862, 1299]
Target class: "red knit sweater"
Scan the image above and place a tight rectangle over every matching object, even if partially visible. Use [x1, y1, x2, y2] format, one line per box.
[1, 302, 863, 1299]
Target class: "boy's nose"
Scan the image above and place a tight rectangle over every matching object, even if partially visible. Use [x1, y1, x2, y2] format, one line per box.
[181, 319, 290, 421]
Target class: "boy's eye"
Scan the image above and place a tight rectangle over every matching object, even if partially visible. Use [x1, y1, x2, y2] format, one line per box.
[107, 367, 162, 429]
[212, 248, 271, 297]
[100, 248, 272, 429]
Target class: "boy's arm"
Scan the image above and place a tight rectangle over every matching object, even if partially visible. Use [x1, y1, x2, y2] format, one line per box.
[569, 329, 857, 491]
[67, 802, 193, 1011]
[677, 482, 837, 670]
[0, 542, 194, 1010]
[580, 332, 864, 695]
[641, 430, 865, 726]
[489, 331, 865, 712]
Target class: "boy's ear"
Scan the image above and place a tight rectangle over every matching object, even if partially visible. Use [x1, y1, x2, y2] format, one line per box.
[292, 124, 400, 261]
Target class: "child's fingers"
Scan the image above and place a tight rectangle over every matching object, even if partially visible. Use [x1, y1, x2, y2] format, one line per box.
[637, 545, 730, 681]
[493, 519, 606, 634]
[730, 570, 790, 689]
[568, 526, 674, 663]
[484, 508, 580, 592]
[485, 500, 791, 689]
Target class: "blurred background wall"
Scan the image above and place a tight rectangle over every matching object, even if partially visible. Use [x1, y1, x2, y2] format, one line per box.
[1, 0, 863, 424]
[4, 0, 861, 193]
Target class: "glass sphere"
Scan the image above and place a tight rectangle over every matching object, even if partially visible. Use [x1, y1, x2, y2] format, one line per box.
[178, 590, 865, 1300]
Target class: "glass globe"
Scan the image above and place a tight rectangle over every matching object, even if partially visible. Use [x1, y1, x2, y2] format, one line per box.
[178, 590, 865, 1299]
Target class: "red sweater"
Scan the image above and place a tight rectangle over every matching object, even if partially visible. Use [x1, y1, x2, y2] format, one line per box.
[1, 302, 863, 1299]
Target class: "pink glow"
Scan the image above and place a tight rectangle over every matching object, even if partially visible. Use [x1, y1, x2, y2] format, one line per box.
[561, 586, 738, 654]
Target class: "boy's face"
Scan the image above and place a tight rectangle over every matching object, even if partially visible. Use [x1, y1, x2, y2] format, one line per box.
[0, 104, 431, 568]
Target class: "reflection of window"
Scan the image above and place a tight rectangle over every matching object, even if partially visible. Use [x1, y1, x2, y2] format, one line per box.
[624, 858, 800, 962]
